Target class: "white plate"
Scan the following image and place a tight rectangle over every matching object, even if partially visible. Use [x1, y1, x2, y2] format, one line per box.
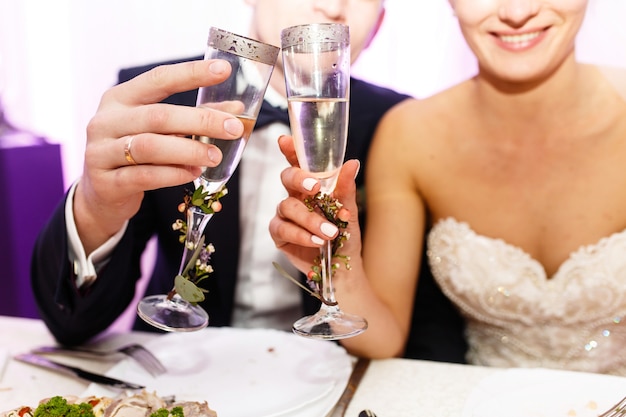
[463, 368, 626, 417]
[83, 327, 352, 417]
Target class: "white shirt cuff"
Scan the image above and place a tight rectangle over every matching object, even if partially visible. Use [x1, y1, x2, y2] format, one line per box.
[65, 181, 128, 288]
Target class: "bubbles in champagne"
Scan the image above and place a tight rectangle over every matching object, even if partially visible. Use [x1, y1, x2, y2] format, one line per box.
[287, 97, 348, 192]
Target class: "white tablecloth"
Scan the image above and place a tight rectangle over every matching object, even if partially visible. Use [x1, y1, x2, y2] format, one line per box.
[345, 359, 494, 416]
[0, 315, 495, 416]
[0, 316, 155, 410]
[3, 315, 624, 417]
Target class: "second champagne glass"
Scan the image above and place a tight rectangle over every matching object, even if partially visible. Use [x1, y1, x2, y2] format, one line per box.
[281, 23, 368, 340]
[137, 27, 279, 332]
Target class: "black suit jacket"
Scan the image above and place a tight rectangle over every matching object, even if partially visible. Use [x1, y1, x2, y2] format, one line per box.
[31, 56, 467, 363]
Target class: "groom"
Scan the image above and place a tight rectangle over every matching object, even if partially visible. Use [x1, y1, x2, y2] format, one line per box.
[31, 0, 467, 363]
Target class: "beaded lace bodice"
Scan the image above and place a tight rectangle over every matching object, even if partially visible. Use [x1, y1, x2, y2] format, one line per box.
[427, 218, 626, 375]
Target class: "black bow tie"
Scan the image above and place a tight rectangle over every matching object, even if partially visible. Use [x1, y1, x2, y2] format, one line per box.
[256, 100, 290, 129]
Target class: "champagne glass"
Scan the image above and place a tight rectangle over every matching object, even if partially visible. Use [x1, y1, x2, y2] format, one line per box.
[137, 27, 279, 332]
[281, 23, 368, 340]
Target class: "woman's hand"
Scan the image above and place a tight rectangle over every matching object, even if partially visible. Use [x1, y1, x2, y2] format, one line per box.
[269, 135, 363, 275]
[74, 59, 245, 254]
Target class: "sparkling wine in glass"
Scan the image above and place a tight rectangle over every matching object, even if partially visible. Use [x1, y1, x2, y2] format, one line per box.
[137, 27, 279, 332]
[281, 23, 368, 340]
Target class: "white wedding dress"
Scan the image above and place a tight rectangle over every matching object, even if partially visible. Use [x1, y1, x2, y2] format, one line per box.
[427, 217, 626, 375]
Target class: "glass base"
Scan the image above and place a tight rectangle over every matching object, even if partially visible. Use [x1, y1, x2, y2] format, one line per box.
[292, 305, 367, 340]
[137, 294, 209, 332]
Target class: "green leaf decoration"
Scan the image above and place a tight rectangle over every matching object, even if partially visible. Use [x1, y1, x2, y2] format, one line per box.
[175, 274, 206, 303]
[192, 187, 208, 200]
[272, 262, 322, 301]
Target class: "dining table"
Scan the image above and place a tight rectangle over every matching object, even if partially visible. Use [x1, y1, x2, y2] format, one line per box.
[2, 314, 626, 417]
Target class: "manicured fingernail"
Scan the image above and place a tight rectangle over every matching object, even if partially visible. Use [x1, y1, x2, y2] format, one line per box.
[209, 60, 229, 74]
[224, 118, 243, 136]
[302, 178, 317, 191]
[311, 235, 324, 245]
[321, 222, 338, 237]
[354, 159, 361, 179]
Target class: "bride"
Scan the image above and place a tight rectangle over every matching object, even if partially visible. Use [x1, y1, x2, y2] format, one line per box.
[269, 0, 626, 374]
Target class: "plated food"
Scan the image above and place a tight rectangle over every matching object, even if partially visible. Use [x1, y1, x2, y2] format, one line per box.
[0, 390, 217, 417]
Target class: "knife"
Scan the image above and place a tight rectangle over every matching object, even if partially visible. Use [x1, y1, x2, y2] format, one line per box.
[14, 353, 144, 390]
[327, 357, 371, 417]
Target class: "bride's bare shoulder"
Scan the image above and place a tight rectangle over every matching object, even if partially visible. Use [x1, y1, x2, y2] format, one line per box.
[380, 80, 472, 132]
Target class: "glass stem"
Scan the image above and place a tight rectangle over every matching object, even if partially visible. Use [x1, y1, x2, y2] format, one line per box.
[169, 205, 213, 299]
[320, 240, 339, 306]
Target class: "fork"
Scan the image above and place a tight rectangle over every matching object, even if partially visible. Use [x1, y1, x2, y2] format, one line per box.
[599, 395, 626, 417]
[32, 344, 167, 377]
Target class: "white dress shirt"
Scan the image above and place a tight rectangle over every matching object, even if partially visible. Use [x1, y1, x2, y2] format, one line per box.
[232, 86, 301, 330]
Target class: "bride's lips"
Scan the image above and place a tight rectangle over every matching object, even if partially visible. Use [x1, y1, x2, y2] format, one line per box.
[491, 27, 549, 51]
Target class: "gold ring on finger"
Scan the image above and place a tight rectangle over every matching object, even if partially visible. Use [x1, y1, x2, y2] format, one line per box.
[124, 135, 138, 165]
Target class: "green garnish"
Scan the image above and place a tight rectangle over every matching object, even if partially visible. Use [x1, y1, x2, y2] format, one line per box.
[33, 396, 95, 417]
[150, 406, 184, 417]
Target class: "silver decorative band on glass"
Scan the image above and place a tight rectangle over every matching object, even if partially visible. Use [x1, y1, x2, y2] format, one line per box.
[280, 23, 350, 48]
[207, 27, 279, 65]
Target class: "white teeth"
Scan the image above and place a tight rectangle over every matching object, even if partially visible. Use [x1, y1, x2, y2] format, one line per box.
[499, 31, 541, 44]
